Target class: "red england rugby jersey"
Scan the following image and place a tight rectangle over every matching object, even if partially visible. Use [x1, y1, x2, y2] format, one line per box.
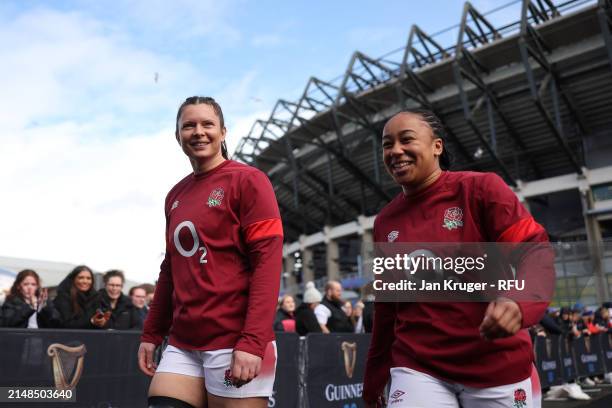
[363, 171, 551, 402]
[141, 160, 283, 358]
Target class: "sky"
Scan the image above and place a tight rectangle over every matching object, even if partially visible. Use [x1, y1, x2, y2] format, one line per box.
[0, 0, 528, 284]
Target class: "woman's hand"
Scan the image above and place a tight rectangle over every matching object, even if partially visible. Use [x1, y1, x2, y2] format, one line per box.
[90, 310, 110, 328]
[37, 288, 48, 310]
[479, 297, 522, 340]
[230, 350, 262, 387]
[138, 342, 158, 376]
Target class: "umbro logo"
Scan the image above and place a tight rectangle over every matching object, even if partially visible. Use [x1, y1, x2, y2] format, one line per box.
[390, 389, 405, 404]
[387, 231, 399, 242]
[171, 200, 179, 211]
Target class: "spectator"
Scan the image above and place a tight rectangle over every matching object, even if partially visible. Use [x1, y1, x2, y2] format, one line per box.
[99, 270, 142, 330]
[295, 282, 323, 335]
[342, 300, 353, 317]
[53, 265, 103, 329]
[593, 306, 610, 332]
[578, 310, 600, 335]
[140, 283, 155, 306]
[130, 286, 149, 322]
[273, 295, 296, 332]
[557, 307, 581, 339]
[1, 269, 60, 328]
[361, 282, 375, 333]
[314, 280, 353, 333]
[353, 301, 365, 333]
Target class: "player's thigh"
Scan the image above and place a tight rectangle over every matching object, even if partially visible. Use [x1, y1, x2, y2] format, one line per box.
[459, 375, 533, 408]
[149, 345, 207, 408]
[207, 394, 267, 408]
[388, 367, 460, 408]
[149, 372, 207, 408]
[203, 342, 277, 407]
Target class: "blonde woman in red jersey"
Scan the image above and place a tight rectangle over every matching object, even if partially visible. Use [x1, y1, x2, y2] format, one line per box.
[363, 110, 552, 408]
[138, 97, 283, 408]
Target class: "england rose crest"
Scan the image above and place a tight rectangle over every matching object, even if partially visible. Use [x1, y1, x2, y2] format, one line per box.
[207, 188, 224, 207]
[512, 388, 527, 408]
[442, 207, 463, 230]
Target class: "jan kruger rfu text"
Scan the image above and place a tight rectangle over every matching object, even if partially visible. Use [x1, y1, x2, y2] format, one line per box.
[373, 279, 525, 292]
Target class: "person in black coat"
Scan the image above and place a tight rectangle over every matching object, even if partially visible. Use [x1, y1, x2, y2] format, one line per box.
[295, 282, 323, 336]
[99, 270, 142, 330]
[53, 265, 104, 329]
[273, 295, 296, 332]
[1, 269, 61, 328]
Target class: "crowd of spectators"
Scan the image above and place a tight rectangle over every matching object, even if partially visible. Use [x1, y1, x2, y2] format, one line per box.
[273, 280, 374, 336]
[0, 266, 155, 331]
[532, 302, 612, 401]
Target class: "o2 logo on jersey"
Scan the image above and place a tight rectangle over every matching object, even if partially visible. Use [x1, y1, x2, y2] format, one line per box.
[173, 220, 208, 264]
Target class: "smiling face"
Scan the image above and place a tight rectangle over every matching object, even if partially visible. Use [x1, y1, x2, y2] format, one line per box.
[131, 287, 146, 308]
[382, 112, 443, 194]
[19, 276, 38, 299]
[74, 270, 93, 292]
[280, 296, 295, 313]
[105, 276, 123, 301]
[176, 103, 226, 174]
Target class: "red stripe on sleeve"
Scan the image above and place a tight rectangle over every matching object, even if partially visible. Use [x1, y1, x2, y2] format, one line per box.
[497, 216, 542, 243]
[243, 218, 283, 243]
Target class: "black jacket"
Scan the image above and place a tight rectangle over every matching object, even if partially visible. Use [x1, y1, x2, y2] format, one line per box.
[53, 275, 101, 329]
[295, 303, 322, 335]
[1, 296, 61, 328]
[321, 298, 354, 333]
[273, 308, 295, 332]
[99, 290, 142, 330]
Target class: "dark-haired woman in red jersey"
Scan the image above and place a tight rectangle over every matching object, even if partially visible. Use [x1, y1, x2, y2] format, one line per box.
[363, 110, 552, 408]
[138, 97, 283, 408]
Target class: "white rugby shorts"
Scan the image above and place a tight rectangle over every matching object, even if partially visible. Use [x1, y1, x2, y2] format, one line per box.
[156, 341, 277, 398]
[386, 366, 540, 408]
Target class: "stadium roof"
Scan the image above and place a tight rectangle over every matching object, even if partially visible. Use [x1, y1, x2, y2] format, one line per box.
[234, 0, 612, 242]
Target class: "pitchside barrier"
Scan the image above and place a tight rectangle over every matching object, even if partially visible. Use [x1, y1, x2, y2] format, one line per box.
[534, 333, 612, 388]
[0, 329, 368, 408]
[6, 329, 609, 407]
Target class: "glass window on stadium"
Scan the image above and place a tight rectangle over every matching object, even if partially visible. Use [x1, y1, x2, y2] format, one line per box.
[593, 182, 612, 203]
[311, 244, 327, 281]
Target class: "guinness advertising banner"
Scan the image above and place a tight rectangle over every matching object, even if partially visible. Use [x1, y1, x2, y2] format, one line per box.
[0, 328, 149, 408]
[305, 333, 371, 408]
[600, 332, 612, 373]
[533, 335, 563, 388]
[270, 332, 300, 408]
[573, 334, 605, 378]
[560, 336, 577, 382]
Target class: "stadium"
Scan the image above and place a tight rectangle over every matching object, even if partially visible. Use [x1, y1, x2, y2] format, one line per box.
[235, 0, 612, 307]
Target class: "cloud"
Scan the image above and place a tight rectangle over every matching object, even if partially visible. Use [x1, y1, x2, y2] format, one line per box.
[0, 7, 204, 134]
[0, 5, 262, 283]
[0, 0, 322, 284]
[0, 120, 188, 283]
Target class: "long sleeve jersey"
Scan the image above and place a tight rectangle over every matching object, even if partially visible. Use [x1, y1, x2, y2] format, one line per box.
[141, 160, 283, 359]
[363, 171, 552, 402]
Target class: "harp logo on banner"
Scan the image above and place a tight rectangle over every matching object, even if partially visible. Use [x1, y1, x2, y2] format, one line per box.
[341, 341, 357, 379]
[47, 343, 87, 390]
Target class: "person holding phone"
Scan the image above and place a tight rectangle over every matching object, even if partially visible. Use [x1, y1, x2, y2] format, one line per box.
[138, 96, 283, 408]
[1, 269, 61, 328]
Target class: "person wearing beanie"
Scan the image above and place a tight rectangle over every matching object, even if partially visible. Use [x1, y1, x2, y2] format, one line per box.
[295, 282, 323, 335]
